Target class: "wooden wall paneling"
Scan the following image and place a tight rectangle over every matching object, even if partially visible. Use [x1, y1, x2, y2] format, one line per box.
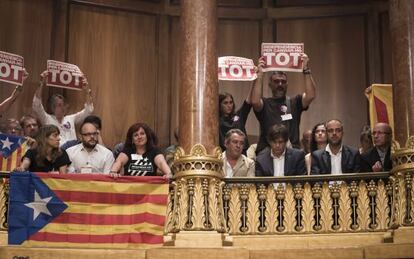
[276, 15, 367, 147]
[169, 17, 180, 147]
[379, 11, 392, 84]
[0, 0, 54, 121]
[218, 19, 261, 140]
[366, 7, 382, 85]
[66, 3, 158, 148]
[155, 14, 173, 148]
[46, 0, 69, 112]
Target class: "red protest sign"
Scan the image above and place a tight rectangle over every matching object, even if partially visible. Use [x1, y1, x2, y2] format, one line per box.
[47, 60, 83, 90]
[0, 51, 25, 86]
[218, 56, 257, 81]
[261, 43, 304, 72]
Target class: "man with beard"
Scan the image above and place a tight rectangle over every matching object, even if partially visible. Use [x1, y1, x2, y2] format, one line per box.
[311, 119, 360, 174]
[251, 54, 316, 154]
[66, 121, 114, 174]
[360, 122, 392, 172]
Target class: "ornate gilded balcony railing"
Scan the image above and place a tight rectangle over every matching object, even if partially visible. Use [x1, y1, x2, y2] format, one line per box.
[1, 171, 413, 238]
[221, 173, 394, 235]
[163, 170, 414, 236]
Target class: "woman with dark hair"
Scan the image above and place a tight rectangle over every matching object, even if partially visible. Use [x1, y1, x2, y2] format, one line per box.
[359, 125, 373, 154]
[17, 124, 71, 173]
[305, 122, 327, 174]
[219, 91, 252, 153]
[110, 122, 170, 177]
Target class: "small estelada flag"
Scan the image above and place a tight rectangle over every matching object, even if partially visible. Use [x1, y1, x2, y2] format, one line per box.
[261, 43, 304, 72]
[0, 50, 25, 86]
[0, 133, 26, 159]
[218, 56, 257, 81]
[46, 60, 84, 90]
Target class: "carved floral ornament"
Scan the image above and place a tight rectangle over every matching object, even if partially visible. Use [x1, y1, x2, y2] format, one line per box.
[391, 136, 414, 174]
[173, 144, 223, 178]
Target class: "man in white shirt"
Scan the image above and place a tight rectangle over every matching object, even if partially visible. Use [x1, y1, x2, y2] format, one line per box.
[32, 71, 94, 146]
[67, 122, 114, 174]
[311, 119, 360, 174]
[255, 124, 306, 177]
[222, 129, 255, 177]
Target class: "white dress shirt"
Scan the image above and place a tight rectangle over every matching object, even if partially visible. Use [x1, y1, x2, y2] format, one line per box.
[271, 150, 285, 177]
[326, 145, 342, 175]
[67, 143, 114, 174]
[32, 95, 94, 146]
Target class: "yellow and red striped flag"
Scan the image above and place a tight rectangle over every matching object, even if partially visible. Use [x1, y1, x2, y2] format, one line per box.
[367, 84, 394, 134]
[0, 133, 28, 172]
[8, 173, 169, 248]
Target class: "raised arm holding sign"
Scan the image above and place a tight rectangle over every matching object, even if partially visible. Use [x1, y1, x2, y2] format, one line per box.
[261, 43, 304, 72]
[46, 60, 84, 90]
[251, 44, 316, 153]
[32, 68, 94, 146]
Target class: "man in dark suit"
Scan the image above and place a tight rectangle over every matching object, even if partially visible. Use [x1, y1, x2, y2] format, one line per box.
[255, 124, 306, 176]
[311, 119, 360, 174]
[360, 122, 392, 172]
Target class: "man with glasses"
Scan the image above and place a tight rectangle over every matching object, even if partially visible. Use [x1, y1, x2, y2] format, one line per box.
[66, 121, 114, 173]
[311, 119, 360, 174]
[251, 54, 316, 154]
[360, 122, 392, 172]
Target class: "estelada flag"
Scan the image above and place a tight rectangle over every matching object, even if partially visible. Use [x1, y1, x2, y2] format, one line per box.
[8, 172, 168, 248]
[366, 84, 394, 135]
[0, 134, 28, 171]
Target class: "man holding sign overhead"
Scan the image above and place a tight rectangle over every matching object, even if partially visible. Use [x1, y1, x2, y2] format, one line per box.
[32, 61, 93, 146]
[251, 43, 316, 154]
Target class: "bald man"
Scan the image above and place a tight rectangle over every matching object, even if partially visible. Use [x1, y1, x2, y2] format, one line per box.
[360, 123, 392, 172]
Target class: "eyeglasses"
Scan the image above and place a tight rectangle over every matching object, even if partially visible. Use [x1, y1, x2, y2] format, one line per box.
[327, 128, 342, 133]
[372, 131, 390, 135]
[81, 132, 99, 137]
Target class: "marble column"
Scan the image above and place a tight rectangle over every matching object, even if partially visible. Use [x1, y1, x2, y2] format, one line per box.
[388, 0, 414, 228]
[179, 0, 218, 154]
[165, 0, 227, 239]
[389, 0, 414, 145]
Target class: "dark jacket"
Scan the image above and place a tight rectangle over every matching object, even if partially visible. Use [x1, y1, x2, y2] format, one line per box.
[311, 145, 360, 174]
[255, 147, 306, 176]
[360, 147, 392, 172]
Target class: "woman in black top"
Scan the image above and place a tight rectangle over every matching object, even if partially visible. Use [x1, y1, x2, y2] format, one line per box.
[17, 124, 71, 173]
[219, 92, 252, 153]
[110, 122, 171, 177]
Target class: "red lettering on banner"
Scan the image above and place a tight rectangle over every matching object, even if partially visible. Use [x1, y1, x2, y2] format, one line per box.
[218, 56, 257, 81]
[47, 60, 83, 90]
[261, 43, 304, 72]
[0, 51, 24, 86]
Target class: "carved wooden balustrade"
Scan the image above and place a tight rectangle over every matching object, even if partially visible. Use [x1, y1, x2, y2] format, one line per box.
[0, 171, 413, 238]
[165, 171, 414, 235]
[221, 173, 393, 235]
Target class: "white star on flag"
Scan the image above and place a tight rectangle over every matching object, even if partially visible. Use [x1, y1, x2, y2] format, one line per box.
[1, 137, 13, 150]
[24, 190, 52, 221]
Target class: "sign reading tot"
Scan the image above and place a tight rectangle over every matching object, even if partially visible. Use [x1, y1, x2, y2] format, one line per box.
[218, 56, 257, 81]
[0, 51, 25, 86]
[261, 43, 304, 72]
[47, 60, 83, 90]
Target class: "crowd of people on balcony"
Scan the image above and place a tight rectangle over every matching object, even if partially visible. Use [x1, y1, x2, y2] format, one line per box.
[0, 55, 392, 178]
